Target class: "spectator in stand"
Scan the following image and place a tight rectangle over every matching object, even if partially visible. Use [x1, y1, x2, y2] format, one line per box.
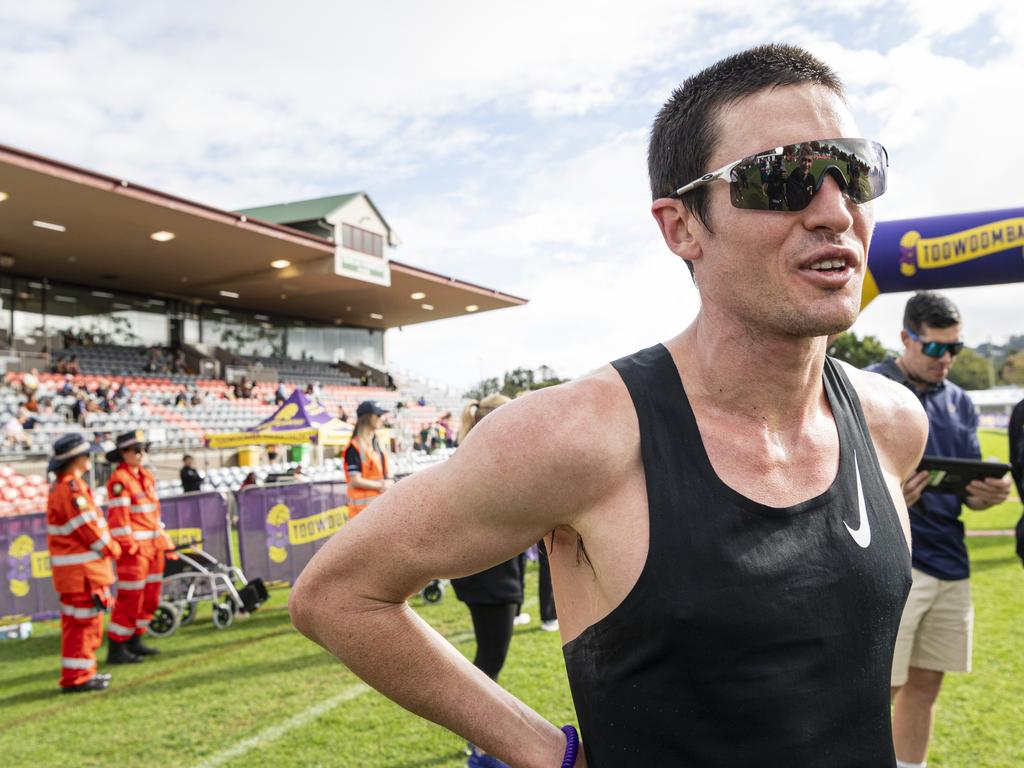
[438, 412, 453, 448]
[3, 413, 30, 447]
[145, 346, 161, 373]
[59, 374, 75, 395]
[386, 372, 396, 391]
[180, 455, 203, 493]
[174, 388, 189, 407]
[240, 471, 258, 490]
[275, 383, 287, 405]
[173, 349, 187, 374]
[21, 368, 39, 397]
[66, 355, 81, 375]
[337, 406, 350, 425]
[19, 405, 39, 432]
[343, 401, 393, 518]
[417, 395, 427, 407]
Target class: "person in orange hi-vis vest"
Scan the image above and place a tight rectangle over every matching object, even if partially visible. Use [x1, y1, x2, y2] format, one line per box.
[46, 433, 121, 693]
[104, 430, 174, 663]
[343, 401, 394, 519]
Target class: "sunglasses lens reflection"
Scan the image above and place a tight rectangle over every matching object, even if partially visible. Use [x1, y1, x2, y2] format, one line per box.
[729, 139, 886, 212]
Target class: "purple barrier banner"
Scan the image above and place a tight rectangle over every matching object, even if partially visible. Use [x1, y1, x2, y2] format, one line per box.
[1, 492, 229, 623]
[0, 512, 59, 623]
[237, 482, 349, 585]
[159, 491, 230, 564]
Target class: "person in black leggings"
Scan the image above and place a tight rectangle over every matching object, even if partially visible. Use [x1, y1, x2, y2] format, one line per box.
[450, 394, 520, 768]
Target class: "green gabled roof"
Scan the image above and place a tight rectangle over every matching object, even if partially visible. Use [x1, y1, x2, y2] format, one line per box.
[235, 192, 362, 226]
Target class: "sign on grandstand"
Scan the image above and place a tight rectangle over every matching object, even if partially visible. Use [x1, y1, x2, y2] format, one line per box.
[334, 243, 391, 287]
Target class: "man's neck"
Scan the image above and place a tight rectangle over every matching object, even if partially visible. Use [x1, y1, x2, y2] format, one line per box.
[894, 356, 936, 393]
[671, 309, 830, 430]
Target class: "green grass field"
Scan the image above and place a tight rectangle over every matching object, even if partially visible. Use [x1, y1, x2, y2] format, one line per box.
[1, 428, 1020, 767]
[2, 544, 1022, 767]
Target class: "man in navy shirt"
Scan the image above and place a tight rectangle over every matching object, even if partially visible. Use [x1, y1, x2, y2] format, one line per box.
[1010, 397, 1024, 565]
[867, 291, 1012, 768]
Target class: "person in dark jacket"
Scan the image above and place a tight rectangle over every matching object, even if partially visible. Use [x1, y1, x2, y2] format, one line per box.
[450, 393, 520, 768]
[1010, 397, 1024, 566]
[180, 455, 203, 493]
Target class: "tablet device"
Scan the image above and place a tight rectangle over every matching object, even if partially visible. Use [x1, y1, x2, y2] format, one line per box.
[917, 456, 1011, 496]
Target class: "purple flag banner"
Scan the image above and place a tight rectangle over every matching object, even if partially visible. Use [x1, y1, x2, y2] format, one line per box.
[237, 482, 349, 585]
[159, 491, 230, 564]
[0, 512, 59, 622]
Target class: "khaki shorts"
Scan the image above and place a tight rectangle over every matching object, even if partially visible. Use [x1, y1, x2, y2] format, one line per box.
[891, 568, 973, 687]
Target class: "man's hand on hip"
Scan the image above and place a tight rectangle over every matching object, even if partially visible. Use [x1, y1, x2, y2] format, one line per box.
[965, 474, 1013, 510]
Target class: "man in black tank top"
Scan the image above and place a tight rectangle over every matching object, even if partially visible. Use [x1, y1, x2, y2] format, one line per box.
[290, 45, 928, 768]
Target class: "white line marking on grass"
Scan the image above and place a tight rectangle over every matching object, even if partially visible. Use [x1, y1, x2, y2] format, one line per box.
[191, 682, 370, 768]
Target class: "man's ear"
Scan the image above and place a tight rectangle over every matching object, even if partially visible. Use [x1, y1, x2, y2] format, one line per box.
[651, 197, 703, 266]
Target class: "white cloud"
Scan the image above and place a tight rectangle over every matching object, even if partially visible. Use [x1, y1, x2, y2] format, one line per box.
[0, 1, 1021, 391]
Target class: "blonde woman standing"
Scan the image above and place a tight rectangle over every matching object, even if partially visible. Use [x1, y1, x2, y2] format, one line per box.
[450, 394, 520, 768]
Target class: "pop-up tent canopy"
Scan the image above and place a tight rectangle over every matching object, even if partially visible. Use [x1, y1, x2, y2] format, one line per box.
[206, 389, 352, 449]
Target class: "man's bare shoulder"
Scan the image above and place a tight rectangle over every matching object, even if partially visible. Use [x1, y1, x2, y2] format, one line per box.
[456, 365, 638, 496]
[836, 360, 927, 476]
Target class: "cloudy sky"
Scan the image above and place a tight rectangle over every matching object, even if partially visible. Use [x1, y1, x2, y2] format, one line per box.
[1, 1, 1021, 392]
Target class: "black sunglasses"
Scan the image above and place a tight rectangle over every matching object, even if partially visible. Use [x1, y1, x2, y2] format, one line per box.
[905, 328, 964, 358]
[673, 138, 888, 212]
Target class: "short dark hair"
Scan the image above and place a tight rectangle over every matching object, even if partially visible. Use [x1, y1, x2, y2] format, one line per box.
[648, 44, 844, 275]
[183, 454, 193, 462]
[904, 291, 961, 334]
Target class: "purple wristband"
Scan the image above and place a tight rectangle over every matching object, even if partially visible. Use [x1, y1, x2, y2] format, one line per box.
[560, 724, 579, 768]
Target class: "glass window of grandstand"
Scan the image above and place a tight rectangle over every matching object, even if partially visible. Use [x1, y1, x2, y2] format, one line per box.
[341, 223, 384, 257]
[42, 285, 168, 347]
[0, 275, 14, 347]
[202, 307, 285, 360]
[287, 322, 384, 368]
[10, 278, 46, 352]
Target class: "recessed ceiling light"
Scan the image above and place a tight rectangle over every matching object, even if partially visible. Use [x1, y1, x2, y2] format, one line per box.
[280, 293, 287, 299]
[90, 291, 114, 299]
[67, 256, 77, 263]
[421, 303, 434, 311]
[270, 259, 291, 269]
[410, 292, 426, 300]
[465, 305, 479, 312]
[254, 314, 269, 321]
[370, 312, 384, 320]
[211, 308, 230, 315]
[54, 295, 77, 303]
[32, 220, 66, 232]
[219, 290, 239, 299]
[0, 192, 8, 203]
[150, 231, 175, 242]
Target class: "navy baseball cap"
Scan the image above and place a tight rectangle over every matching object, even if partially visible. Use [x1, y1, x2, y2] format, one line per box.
[356, 401, 389, 418]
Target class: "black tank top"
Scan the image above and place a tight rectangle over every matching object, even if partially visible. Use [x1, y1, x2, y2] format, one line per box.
[563, 344, 911, 767]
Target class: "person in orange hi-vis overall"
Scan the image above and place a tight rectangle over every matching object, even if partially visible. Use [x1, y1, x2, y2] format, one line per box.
[343, 401, 394, 519]
[104, 430, 174, 663]
[46, 433, 121, 693]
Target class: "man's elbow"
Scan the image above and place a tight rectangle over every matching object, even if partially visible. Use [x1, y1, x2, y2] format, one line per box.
[289, 568, 324, 641]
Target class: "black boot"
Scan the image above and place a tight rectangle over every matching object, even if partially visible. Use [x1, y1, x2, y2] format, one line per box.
[106, 639, 143, 664]
[61, 676, 110, 694]
[128, 634, 160, 656]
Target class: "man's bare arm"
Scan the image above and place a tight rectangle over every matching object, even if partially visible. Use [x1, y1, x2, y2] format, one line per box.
[845, 363, 929, 547]
[290, 378, 621, 767]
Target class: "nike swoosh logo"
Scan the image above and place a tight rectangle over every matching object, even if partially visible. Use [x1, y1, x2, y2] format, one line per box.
[845, 451, 872, 549]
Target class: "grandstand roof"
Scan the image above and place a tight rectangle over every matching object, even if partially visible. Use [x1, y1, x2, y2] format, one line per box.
[0, 143, 526, 329]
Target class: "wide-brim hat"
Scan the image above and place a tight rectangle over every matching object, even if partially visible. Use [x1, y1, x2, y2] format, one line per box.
[49, 433, 102, 474]
[106, 429, 150, 463]
[356, 400, 389, 418]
